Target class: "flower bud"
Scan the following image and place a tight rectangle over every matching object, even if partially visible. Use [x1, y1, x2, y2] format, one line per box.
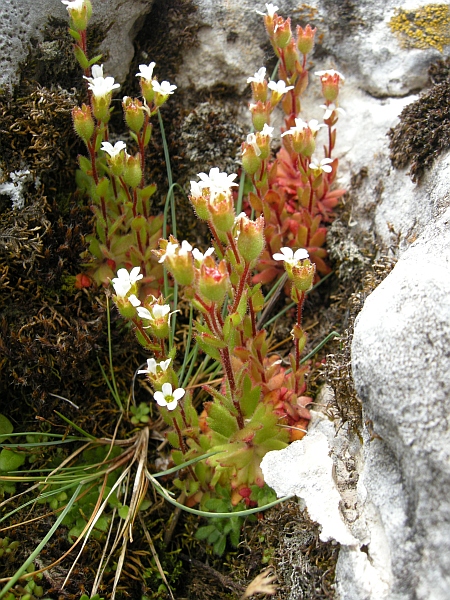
[291, 259, 315, 292]
[62, 0, 92, 31]
[255, 124, 273, 160]
[236, 215, 265, 262]
[208, 192, 235, 234]
[260, 4, 279, 38]
[273, 17, 292, 49]
[123, 153, 142, 189]
[72, 104, 94, 142]
[189, 181, 211, 221]
[123, 96, 145, 133]
[136, 63, 156, 104]
[247, 67, 268, 103]
[249, 101, 270, 132]
[115, 294, 141, 319]
[140, 78, 155, 104]
[241, 136, 262, 176]
[198, 258, 230, 304]
[91, 94, 111, 123]
[302, 127, 316, 157]
[168, 241, 195, 286]
[316, 70, 345, 103]
[296, 24, 316, 56]
[283, 40, 298, 75]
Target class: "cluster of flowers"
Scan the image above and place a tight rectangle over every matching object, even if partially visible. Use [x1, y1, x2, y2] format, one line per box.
[240, 3, 346, 284]
[64, 0, 177, 291]
[64, 0, 344, 510]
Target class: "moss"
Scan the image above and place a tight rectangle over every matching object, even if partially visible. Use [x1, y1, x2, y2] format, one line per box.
[389, 66, 450, 181]
[389, 4, 450, 52]
[0, 84, 81, 191]
[325, 257, 396, 429]
[241, 502, 339, 600]
[429, 56, 450, 83]
[123, 0, 199, 93]
[20, 17, 106, 91]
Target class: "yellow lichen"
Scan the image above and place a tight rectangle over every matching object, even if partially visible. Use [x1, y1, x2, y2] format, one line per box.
[389, 4, 450, 52]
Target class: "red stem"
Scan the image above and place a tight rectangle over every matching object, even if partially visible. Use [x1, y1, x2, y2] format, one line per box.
[207, 221, 225, 257]
[220, 347, 244, 429]
[230, 262, 250, 314]
[327, 124, 333, 159]
[294, 291, 306, 393]
[249, 297, 266, 384]
[226, 232, 241, 265]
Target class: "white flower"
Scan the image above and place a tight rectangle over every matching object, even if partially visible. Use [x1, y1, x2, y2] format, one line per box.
[192, 247, 214, 263]
[158, 241, 179, 264]
[256, 3, 279, 17]
[281, 118, 308, 137]
[309, 157, 334, 173]
[61, 0, 85, 12]
[268, 80, 294, 95]
[153, 382, 185, 411]
[234, 212, 247, 223]
[137, 304, 171, 321]
[86, 76, 120, 97]
[83, 64, 104, 85]
[178, 240, 192, 256]
[197, 167, 238, 195]
[273, 247, 309, 266]
[320, 103, 346, 120]
[190, 180, 204, 198]
[128, 294, 141, 307]
[247, 67, 266, 84]
[151, 80, 177, 95]
[152, 304, 171, 319]
[245, 133, 261, 156]
[136, 62, 156, 81]
[315, 69, 345, 82]
[111, 267, 143, 297]
[101, 141, 126, 158]
[136, 307, 153, 320]
[260, 123, 274, 137]
[307, 119, 325, 134]
[91, 64, 103, 78]
[138, 357, 171, 375]
[158, 358, 172, 372]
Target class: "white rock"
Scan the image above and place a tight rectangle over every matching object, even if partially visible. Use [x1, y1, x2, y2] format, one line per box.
[261, 428, 357, 546]
[350, 204, 450, 600]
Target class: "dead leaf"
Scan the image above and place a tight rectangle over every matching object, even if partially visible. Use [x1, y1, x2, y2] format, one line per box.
[239, 568, 278, 599]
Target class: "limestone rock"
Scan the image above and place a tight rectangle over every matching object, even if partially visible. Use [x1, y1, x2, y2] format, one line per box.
[0, 0, 153, 90]
[349, 203, 450, 600]
[261, 417, 358, 547]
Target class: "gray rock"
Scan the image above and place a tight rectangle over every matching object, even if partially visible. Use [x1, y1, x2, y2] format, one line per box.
[176, 0, 446, 98]
[349, 201, 450, 600]
[0, 0, 153, 90]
